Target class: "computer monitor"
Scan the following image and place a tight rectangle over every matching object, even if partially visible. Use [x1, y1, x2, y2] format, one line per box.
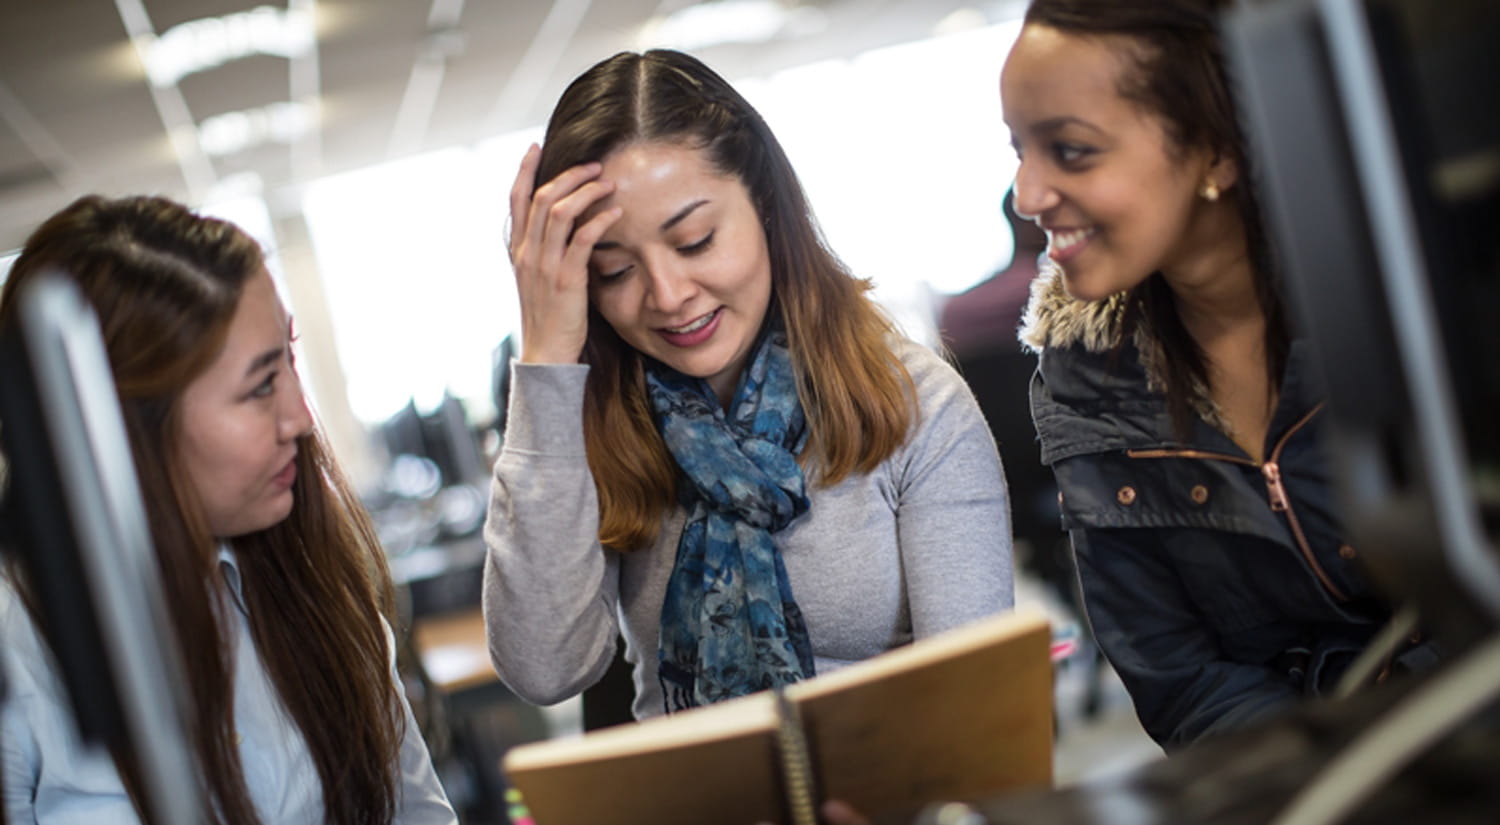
[1224, 0, 1500, 645]
[380, 393, 487, 489]
[0, 273, 204, 824]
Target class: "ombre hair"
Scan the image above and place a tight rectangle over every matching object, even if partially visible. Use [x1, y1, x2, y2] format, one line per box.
[0, 195, 403, 825]
[535, 49, 916, 551]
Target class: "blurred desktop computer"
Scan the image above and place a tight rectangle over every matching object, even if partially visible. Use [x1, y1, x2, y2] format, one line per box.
[0, 274, 204, 825]
[380, 392, 488, 490]
[933, 4, 1500, 822]
[1226, 0, 1500, 646]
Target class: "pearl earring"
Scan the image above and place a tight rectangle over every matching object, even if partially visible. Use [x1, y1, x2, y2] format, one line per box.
[1201, 180, 1220, 202]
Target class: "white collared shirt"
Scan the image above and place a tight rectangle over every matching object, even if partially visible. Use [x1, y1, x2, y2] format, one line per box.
[1, 548, 456, 824]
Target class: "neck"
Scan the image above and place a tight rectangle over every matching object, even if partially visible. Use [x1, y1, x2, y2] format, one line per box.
[1160, 204, 1263, 344]
[708, 372, 737, 413]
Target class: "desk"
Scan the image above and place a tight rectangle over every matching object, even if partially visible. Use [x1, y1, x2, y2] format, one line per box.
[412, 607, 499, 695]
[410, 607, 548, 824]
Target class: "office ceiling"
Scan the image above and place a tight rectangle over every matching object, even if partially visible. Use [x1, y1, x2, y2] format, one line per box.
[0, 0, 1021, 253]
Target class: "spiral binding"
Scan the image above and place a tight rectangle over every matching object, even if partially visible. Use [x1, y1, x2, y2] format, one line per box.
[774, 687, 819, 825]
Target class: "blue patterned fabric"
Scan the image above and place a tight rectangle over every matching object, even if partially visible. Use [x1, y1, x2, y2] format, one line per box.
[647, 327, 816, 712]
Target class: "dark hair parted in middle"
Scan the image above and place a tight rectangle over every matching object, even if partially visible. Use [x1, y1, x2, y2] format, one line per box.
[536, 49, 915, 551]
[1023, 0, 1286, 436]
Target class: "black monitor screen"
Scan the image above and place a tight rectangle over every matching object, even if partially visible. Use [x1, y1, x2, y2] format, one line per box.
[0, 273, 204, 824]
[1225, 0, 1500, 641]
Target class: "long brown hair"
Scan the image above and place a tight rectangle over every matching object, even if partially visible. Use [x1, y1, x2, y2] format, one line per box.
[1023, 0, 1288, 437]
[0, 195, 403, 825]
[535, 49, 916, 551]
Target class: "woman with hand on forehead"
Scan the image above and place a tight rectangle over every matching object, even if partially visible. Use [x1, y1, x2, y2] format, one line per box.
[483, 49, 1014, 727]
[1004, 0, 1437, 751]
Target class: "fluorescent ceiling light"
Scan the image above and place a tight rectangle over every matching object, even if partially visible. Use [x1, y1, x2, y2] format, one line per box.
[138, 5, 315, 88]
[198, 100, 316, 157]
[639, 0, 806, 50]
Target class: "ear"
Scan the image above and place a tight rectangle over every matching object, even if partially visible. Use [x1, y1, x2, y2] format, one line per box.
[1208, 150, 1239, 193]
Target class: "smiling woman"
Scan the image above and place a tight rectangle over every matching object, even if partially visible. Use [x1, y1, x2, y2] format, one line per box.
[483, 49, 1016, 743]
[582, 140, 774, 403]
[1002, 21, 1232, 305]
[1004, 0, 1443, 751]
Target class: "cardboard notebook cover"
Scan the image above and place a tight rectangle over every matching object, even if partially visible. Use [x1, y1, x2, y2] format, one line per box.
[503, 609, 1053, 825]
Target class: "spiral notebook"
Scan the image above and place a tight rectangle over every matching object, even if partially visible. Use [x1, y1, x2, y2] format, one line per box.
[501, 609, 1053, 825]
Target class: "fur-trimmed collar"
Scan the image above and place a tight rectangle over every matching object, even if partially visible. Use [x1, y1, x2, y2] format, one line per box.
[1017, 258, 1129, 355]
[1017, 260, 1228, 434]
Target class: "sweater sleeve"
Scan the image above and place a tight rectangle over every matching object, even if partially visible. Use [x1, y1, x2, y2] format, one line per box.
[481, 362, 621, 705]
[894, 345, 1016, 638]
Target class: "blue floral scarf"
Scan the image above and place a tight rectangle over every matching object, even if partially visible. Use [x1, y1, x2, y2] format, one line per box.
[647, 326, 816, 712]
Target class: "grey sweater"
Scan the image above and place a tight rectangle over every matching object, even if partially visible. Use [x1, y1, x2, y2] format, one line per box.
[482, 339, 1014, 719]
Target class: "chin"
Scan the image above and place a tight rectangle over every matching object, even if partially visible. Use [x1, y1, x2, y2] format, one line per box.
[1059, 275, 1111, 303]
[242, 500, 296, 537]
[661, 346, 730, 377]
[1060, 266, 1139, 303]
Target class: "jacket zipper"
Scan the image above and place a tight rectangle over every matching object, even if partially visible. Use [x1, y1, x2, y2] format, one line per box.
[1126, 403, 1348, 602]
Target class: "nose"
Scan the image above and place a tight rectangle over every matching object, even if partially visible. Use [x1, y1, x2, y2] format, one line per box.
[1010, 154, 1060, 223]
[640, 256, 696, 315]
[279, 370, 315, 443]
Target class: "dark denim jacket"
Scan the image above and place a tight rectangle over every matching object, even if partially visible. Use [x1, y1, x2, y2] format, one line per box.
[1031, 334, 1411, 750]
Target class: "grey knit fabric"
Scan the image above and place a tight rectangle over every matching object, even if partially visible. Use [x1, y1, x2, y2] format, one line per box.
[482, 338, 1015, 719]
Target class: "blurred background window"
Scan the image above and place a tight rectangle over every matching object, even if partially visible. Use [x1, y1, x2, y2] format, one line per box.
[299, 21, 1022, 435]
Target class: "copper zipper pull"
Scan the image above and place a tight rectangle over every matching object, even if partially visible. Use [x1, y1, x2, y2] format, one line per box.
[1262, 461, 1289, 512]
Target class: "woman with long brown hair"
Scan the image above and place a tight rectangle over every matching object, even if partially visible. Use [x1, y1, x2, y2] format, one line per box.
[0, 195, 455, 823]
[484, 49, 1014, 723]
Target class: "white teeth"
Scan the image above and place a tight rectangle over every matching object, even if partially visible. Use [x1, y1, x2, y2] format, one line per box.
[665, 310, 715, 334]
[1049, 227, 1097, 250]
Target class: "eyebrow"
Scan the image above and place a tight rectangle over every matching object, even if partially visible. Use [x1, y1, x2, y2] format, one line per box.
[593, 199, 710, 251]
[244, 346, 284, 378]
[660, 199, 709, 232]
[1029, 116, 1107, 137]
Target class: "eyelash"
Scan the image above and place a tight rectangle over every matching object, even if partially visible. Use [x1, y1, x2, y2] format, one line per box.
[250, 371, 278, 399]
[1052, 142, 1094, 166]
[679, 231, 714, 255]
[1011, 142, 1095, 167]
[594, 231, 716, 282]
[247, 329, 301, 400]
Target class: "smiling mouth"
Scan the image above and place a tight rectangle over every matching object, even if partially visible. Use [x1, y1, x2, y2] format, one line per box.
[656, 307, 724, 348]
[1046, 227, 1097, 262]
[661, 309, 719, 334]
